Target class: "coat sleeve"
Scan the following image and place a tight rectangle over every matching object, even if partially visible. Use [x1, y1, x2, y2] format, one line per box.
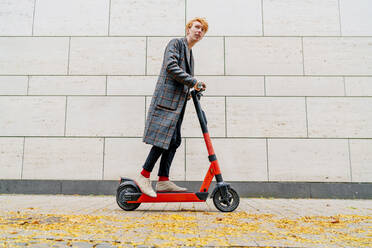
[165, 39, 197, 88]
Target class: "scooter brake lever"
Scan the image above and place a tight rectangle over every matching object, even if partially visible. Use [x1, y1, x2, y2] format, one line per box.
[196, 88, 205, 100]
[196, 91, 203, 100]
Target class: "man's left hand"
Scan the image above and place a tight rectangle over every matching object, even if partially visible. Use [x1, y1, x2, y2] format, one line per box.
[194, 81, 206, 91]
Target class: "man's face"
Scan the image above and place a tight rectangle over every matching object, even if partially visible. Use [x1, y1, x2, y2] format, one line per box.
[187, 21, 205, 42]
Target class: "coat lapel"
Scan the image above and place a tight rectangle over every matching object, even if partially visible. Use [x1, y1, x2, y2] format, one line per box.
[182, 37, 192, 73]
[190, 49, 194, 76]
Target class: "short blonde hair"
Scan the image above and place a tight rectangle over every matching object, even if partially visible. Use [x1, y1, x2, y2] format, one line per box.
[186, 17, 209, 33]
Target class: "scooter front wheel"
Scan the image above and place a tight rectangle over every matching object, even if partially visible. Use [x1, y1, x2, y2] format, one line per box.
[116, 184, 141, 211]
[213, 187, 239, 212]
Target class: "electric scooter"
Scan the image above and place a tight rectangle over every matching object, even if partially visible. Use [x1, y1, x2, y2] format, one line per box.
[116, 89, 240, 212]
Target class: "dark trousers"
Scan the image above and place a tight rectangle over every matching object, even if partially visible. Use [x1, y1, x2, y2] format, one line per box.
[143, 101, 186, 177]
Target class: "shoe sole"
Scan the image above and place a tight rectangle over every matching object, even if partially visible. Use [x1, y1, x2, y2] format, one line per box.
[156, 190, 188, 192]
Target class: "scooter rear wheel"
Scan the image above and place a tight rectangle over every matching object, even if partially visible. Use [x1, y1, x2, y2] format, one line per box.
[213, 187, 239, 212]
[116, 184, 141, 211]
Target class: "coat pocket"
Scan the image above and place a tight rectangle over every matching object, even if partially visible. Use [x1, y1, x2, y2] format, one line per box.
[157, 84, 181, 110]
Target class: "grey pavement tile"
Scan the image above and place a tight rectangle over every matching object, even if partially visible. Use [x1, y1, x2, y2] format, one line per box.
[226, 236, 259, 247]
[163, 202, 181, 211]
[94, 243, 119, 248]
[179, 202, 196, 212]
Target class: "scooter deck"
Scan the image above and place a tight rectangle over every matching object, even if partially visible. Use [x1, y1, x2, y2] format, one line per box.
[128, 192, 208, 203]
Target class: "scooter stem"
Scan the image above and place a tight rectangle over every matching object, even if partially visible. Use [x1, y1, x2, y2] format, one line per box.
[191, 90, 208, 134]
[191, 90, 223, 192]
[191, 90, 215, 155]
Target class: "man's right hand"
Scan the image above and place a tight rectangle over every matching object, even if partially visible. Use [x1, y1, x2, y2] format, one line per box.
[194, 81, 206, 91]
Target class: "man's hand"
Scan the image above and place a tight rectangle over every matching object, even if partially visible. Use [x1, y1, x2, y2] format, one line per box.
[193, 81, 206, 91]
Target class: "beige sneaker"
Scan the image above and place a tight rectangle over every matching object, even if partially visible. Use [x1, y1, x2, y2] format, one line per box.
[135, 175, 157, 197]
[156, 181, 187, 192]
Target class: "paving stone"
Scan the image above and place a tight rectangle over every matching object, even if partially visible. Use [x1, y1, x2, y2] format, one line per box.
[0, 195, 370, 247]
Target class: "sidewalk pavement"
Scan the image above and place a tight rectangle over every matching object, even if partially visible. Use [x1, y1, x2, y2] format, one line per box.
[0, 194, 370, 248]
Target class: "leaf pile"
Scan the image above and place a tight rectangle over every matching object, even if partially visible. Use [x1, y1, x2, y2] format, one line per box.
[0, 209, 371, 247]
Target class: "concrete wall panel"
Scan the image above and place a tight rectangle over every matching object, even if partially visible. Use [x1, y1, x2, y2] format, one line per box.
[23, 138, 103, 180]
[308, 97, 372, 138]
[66, 96, 145, 136]
[349, 140, 372, 182]
[266, 76, 344, 96]
[193, 37, 224, 75]
[268, 139, 350, 182]
[34, 0, 109, 36]
[107, 76, 157, 96]
[0, 97, 66, 136]
[340, 0, 372, 36]
[186, 138, 267, 181]
[29, 76, 106, 95]
[110, 0, 184, 36]
[227, 97, 307, 137]
[0, 76, 28, 95]
[69, 37, 146, 75]
[226, 37, 303, 75]
[187, 0, 262, 36]
[197, 76, 264, 96]
[264, 0, 340, 36]
[0, 0, 34, 36]
[304, 38, 372, 75]
[345, 77, 372, 96]
[0, 38, 69, 75]
[0, 138, 24, 179]
[182, 97, 225, 137]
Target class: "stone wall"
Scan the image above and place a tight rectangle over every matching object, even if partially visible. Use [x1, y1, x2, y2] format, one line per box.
[0, 0, 371, 186]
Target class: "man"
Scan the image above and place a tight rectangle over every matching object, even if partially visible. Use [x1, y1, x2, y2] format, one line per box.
[137, 18, 208, 197]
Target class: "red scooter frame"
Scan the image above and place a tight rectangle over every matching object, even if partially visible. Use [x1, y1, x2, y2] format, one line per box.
[126, 130, 220, 203]
[116, 90, 240, 212]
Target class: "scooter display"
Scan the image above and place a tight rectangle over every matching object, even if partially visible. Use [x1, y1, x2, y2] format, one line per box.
[116, 89, 240, 212]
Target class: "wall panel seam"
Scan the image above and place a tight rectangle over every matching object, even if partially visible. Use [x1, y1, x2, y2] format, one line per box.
[184, 0, 187, 36]
[224, 96, 227, 137]
[64, 97, 68, 136]
[261, 0, 264, 36]
[102, 138, 106, 180]
[2, 136, 372, 141]
[266, 138, 269, 181]
[21, 137, 26, 179]
[3, 95, 372, 98]
[1, 136, 371, 140]
[223, 36, 226, 75]
[1, 35, 372, 38]
[305, 97, 309, 138]
[31, 0, 37, 36]
[184, 138, 187, 181]
[144, 97, 147, 128]
[27, 76, 30, 95]
[145, 37, 148, 75]
[337, 0, 342, 36]
[1, 74, 371, 77]
[301, 37, 305, 75]
[348, 139, 352, 182]
[105, 76, 108, 95]
[343, 77, 347, 96]
[67, 37, 71, 75]
[108, 0, 112, 36]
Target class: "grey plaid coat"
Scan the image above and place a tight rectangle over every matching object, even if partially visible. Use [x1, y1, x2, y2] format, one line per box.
[143, 37, 197, 150]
